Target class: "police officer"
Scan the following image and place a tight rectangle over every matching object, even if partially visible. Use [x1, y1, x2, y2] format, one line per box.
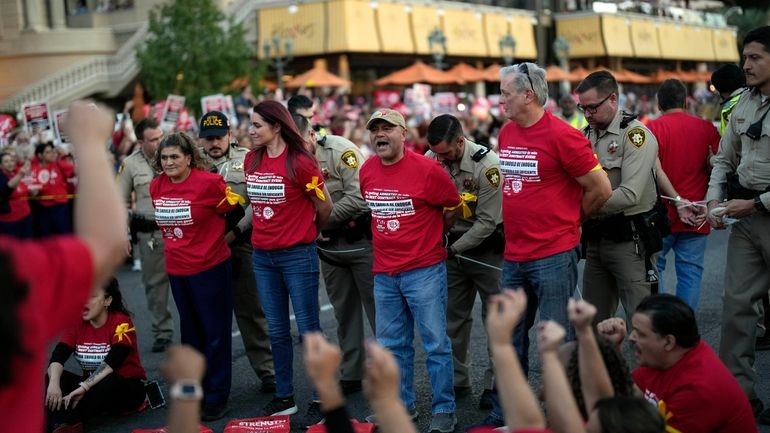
[555, 94, 588, 130]
[288, 98, 375, 395]
[711, 64, 747, 136]
[577, 71, 660, 325]
[116, 118, 174, 353]
[198, 111, 275, 393]
[705, 26, 770, 422]
[424, 114, 502, 409]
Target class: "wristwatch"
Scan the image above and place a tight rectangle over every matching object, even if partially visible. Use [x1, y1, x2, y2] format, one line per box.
[169, 380, 203, 401]
[754, 196, 767, 213]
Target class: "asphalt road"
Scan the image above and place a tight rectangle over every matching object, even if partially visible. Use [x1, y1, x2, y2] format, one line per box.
[77, 228, 770, 432]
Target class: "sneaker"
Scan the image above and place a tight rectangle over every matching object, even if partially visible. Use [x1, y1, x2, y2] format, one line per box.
[478, 389, 494, 410]
[262, 396, 298, 416]
[464, 414, 505, 432]
[429, 412, 457, 433]
[151, 338, 172, 353]
[201, 402, 230, 421]
[300, 401, 325, 428]
[259, 375, 276, 394]
[365, 406, 419, 424]
[339, 380, 362, 396]
[132, 258, 142, 272]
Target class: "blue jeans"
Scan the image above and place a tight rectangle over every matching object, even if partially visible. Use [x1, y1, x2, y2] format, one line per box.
[252, 242, 321, 398]
[374, 261, 455, 414]
[488, 247, 579, 421]
[656, 232, 707, 309]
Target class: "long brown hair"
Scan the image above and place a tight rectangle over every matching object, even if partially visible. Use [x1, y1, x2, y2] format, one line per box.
[246, 100, 316, 183]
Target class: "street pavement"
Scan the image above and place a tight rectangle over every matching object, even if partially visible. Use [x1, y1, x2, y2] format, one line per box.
[79, 228, 770, 432]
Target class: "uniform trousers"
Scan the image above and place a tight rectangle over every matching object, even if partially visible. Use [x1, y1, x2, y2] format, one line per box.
[445, 247, 501, 390]
[719, 212, 770, 401]
[318, 237, 375, 381]
[583, 237, 654, 327]
[230, 239, 274, 379]
[136, 231, 174, 342]
[168, 260, 233, 406]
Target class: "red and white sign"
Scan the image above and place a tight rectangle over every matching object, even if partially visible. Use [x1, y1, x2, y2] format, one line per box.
[160, 94, 186, 131]
[201, 94, 226, 115]
[22, 101, 52, 135]
[223, 415, 291, 433]
[53, 110, 70, 144]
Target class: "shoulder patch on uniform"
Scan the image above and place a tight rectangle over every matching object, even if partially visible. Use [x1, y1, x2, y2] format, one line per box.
[627, 127, 646, 148]
[485, 167, 501, 188]
[341, 150, 359, 168]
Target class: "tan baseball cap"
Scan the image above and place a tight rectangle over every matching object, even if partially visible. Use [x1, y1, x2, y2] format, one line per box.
[366, 108, 406, 130]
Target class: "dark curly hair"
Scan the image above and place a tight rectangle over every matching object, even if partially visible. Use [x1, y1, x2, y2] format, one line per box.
[0, 251, 29, 386]
[566, 333, 636, 420]
[153, 132, 210, 173]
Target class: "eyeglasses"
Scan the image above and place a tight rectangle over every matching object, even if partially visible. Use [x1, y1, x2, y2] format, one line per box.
[577, 93, 613, 114]
[519, 64, 534, 92]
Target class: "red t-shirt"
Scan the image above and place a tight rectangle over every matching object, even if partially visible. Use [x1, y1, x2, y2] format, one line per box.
[245, 147, 324, 250]
[0, 169, 31, 222]
[648, 112, 720, 234]
[498, 112, 601, 262]
[633, 341, 757, 433]
[0, 236, 93, 433]
[59, 311, 146, 380]
[28, 158, 75, 206]
[150, 169, 234, 276]
[360, 150, 461, 274]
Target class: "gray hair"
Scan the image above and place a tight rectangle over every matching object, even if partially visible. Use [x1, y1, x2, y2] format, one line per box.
[500, 62, 548, 107]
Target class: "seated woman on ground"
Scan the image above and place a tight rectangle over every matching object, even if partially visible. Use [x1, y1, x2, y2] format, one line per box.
[45, 277, 147, 433]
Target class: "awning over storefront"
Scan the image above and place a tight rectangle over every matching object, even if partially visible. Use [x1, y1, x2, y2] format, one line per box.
[601, 15, 633, 57]
[713, 28, 740, 62]
[327, 0, 379, 53]
[483, 13, 510, 59]
[412, 5, 442, 55]
[510, 15, 537, 60]
[258, 2, 326, 57]
[376, 2, 414, 54]
[629, 18, 661, 59]
[444, 9, 487, 57]
[555, 12, 737, 61]
[556, 15, 605, 58]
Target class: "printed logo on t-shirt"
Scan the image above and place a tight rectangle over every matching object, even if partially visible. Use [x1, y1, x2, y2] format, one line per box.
[263, 206, 274, 220]
[38, 169, 51, 184]
[365, 190, 416, 219]
[387, 219, 400, 232]
[499, 147, 541, 194]
[75, 343, 109, 372]
[154, 198, 193, 226]
[173, 228, 184, 238]
[246, 173, 287, 205]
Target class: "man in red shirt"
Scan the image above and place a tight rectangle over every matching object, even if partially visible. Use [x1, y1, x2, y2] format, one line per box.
[598, 294, 758, 433]
[648, 79, 721, 310]
[360, 108, 462, 433]
[478, 63, 612, 428]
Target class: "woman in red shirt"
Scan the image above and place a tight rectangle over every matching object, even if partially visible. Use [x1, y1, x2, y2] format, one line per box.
[245, 100, 332, 423]
[149, 132, 240, 421]
[30, 142, 75, 236]
[0, 152, 33, 238]
[45, 277, 147, 433]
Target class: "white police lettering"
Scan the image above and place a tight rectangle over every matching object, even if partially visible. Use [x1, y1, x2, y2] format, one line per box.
[74, 343, 109, 371]
[246, 172, 287, 206]
[153, 197, 193, 226]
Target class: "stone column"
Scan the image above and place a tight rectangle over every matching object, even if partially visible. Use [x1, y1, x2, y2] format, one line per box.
[50, 0, 66, 29]
[23, 0, 46, 31]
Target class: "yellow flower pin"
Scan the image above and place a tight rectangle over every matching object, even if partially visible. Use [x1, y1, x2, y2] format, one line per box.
[114, 322, 136, 344]
[305, 176, 326, 201]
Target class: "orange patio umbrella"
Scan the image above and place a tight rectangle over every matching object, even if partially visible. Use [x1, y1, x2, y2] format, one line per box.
[482, 63, 502, 82]
[617, 68, 653, 84]
[570, 66, 590, 81]
[285, 67, 351, 88]
[545, 65, 577, 82]
[375, 61, 464, 86]
[447, 63, 486, 83]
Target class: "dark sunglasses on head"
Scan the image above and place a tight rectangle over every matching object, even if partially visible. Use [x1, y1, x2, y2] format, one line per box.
[519, 64, 534, 92]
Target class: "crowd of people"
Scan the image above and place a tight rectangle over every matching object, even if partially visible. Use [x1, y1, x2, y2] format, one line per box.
[2, 22, 770, 433]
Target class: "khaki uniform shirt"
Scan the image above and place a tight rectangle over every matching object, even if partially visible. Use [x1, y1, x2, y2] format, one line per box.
[425, 139, 503, 253]
[116, 150, 158, 219]
[707, 88, 770, 209]
[586, 110, 658, 217]
[314, 135, 368, 229]
[210, 145, 252, 233]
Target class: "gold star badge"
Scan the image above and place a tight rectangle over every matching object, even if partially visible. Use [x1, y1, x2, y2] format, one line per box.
[485, 167, 501, 188]
[627, 127, 646, 148]
[341, 150, 358, 168]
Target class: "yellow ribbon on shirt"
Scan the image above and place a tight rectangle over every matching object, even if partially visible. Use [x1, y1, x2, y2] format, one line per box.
[114, 323, 136, 344]
[459, 192, 478, 218]
[305, 176, 326, 201]
[657, 401, 683, 433]
[217, 186, 246, 208]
